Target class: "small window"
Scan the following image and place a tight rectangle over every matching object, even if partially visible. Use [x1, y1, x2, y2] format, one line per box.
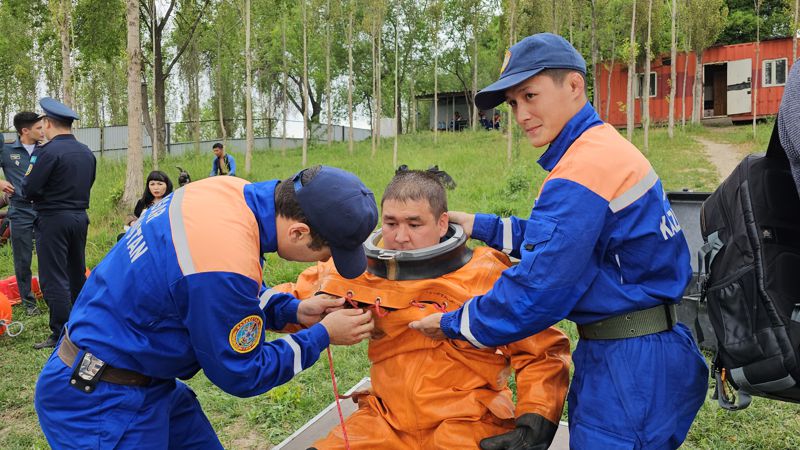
[763, 58, 788, 87]
[635, 73, 657, 98]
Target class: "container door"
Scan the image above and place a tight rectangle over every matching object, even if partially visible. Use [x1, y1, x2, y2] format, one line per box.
[727, 59, 752, 115]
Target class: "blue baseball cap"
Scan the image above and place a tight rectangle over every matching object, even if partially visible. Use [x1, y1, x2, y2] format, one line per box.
[475, 33, 586, 110]
[293, 166, 378, 279]
[39, 97, 80, 122]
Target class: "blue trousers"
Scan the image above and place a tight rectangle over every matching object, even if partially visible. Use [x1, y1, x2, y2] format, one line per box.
[35, 346, 223, 449]
[568, 323, 709, 449]
[34, 211, 88, 340]
[7, 204, 36, 308]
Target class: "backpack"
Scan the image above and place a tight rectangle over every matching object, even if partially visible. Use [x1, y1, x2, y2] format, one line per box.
[699, 119, 800, 410]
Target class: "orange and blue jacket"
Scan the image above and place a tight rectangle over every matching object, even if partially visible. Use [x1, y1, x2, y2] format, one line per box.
[441, 102, 692, 348]
[67, 177, 330, 397]
[276, 247, 571, 428]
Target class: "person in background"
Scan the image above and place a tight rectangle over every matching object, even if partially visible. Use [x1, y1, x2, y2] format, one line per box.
[117, 171, 174, 241]
[209, 142, 236, 177]
[493, 112, 502, 130]
[479, 111, 492, 130]
[125, 171, 173, 227]
[0, 112, 45, 315]
[22, 98, 96, 349]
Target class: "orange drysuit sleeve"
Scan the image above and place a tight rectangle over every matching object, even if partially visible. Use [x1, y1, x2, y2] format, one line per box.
[501, 326, 571, 424]
[273, 262, 330, 333]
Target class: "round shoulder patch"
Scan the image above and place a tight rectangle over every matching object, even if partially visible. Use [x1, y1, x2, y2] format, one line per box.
[229, 315, 263, 353]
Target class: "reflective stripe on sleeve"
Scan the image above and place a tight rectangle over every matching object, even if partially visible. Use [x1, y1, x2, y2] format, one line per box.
[501, 218, 513, 254]
[608, 168, 659, 213]
[460, 299, 488, 349]
[281, 335, 303, 375]
[169, 188, 196, 275]
[259, 288, 280, 310]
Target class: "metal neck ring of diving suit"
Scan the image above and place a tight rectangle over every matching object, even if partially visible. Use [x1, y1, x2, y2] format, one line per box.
[364, 223, 473, 281]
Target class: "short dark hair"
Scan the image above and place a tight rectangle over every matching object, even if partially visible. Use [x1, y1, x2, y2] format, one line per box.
[45, 116, 73, 129]
[274, 165, 328, 250]
[540, 68, 587, 96]
[13, 112, 42, 135]
[212, 142, 223, 149]
[382, 170, 447, 217]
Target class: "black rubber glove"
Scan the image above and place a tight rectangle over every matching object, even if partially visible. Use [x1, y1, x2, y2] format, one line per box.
[480, 413, 558, 450]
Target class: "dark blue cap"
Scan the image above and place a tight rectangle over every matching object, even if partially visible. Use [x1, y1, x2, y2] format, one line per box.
[475, 33, 586, 110]
[39, 97, 80, 122]
[293, 166, 378, 279]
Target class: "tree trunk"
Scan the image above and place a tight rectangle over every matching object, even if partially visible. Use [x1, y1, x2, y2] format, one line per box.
[371, 20, 378, 155]
[753, 0, 761, 139]
[692, 51, 702, 124]
[58, 0, 73, 108]
[122, 0, 143, 209]
[508, 0, 516, 163]
[347, 9, 354, 154]
[605, 34, 616, 121]
[141, 82, 155, 149]
[376, 16, 383, 149]
[302, 0, 309, 166]
[591, 0, 598, 110]
[393, 23, 399, 169]
[216, 34, 227, 147]
[794, 0, 798, 66]
[668, 0, 677, 138]
[434, 15, 438, 144]
[472, 10, 479, 130]
[411, 81, 417, 133]
[326, 0, 332, 146]
[282, 16, 288, 157]
[682, 34, 690, 127]
[244, 0, 253, 175]
[643, 0, 652, 152]
[191, 73, 200, 152]
[626, 0, 636, 141]
[552, 0, 557, 34]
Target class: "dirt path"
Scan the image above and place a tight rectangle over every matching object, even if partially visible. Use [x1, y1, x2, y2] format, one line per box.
[695, 133, 747, 182]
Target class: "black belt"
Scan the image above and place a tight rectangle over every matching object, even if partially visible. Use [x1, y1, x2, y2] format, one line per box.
[58, 330, 152, 388]
[577, 304, 678, 340]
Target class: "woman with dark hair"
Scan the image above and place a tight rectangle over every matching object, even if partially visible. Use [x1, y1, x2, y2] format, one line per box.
[132, 171, 173, 220]
[120, 171, 173, 238]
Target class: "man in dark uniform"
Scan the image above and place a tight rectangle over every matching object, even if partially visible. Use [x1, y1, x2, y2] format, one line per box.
[22, 98, 96, 349]
[0, 112, 45, 316]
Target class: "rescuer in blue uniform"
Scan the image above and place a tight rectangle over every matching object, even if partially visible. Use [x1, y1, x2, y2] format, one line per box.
[34, 166, 378, 449]
[410, 34, 708, 449]
[23, 98, 96, 350]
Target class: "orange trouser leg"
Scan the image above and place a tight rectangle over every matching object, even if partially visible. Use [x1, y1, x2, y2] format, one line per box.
[312, 407, 416, 450]
[424, 418, 513, 450]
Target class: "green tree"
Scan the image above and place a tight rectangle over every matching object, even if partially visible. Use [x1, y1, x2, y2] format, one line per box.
[686, 0, 728, 124]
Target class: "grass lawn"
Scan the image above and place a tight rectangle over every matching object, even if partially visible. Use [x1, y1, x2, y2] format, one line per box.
[1, 125, 798, 449]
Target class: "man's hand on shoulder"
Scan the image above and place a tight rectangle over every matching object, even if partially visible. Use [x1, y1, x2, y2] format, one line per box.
[296, 294, 345, 327]
[448, 211, 475, 237]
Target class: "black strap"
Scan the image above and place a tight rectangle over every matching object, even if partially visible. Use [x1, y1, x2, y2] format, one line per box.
[766, 115, 788, 162]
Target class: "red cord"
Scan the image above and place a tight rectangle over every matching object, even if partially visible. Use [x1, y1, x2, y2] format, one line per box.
[326, 347, 351, 450]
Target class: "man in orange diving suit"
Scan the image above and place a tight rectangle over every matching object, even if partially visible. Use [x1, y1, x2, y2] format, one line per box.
[276, 170, 571, 450]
